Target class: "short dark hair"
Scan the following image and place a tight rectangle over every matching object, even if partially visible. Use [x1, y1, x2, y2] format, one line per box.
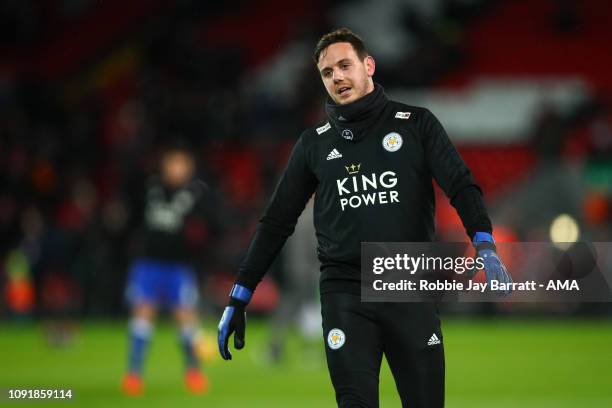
[313, 28, 369, 63]
[160, 137, 193, 157]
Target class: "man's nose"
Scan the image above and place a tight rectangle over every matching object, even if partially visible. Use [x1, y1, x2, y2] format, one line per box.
[332, 69, 344, 82]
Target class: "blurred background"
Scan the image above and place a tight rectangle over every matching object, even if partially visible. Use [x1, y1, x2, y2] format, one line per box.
[1, 0, 611, 406]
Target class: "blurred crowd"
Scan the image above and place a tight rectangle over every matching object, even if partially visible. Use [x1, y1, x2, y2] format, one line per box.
[1, 0, 611, 318]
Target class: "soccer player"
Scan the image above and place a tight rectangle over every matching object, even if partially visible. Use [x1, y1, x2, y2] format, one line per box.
[217, 28, 511, 407]
[122, 142, 209, 396]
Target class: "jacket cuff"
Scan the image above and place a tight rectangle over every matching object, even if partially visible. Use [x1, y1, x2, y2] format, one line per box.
[473, 231, 496, 251]
[229, 283, 253, 304]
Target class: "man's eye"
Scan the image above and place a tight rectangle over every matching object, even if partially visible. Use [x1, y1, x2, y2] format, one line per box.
[323, 71, 332, 77]
[341, 64, 350, 69]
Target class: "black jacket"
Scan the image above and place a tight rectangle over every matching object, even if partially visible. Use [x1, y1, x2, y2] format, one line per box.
[237, 85, 491, 294]
[140, 178, 208, 263]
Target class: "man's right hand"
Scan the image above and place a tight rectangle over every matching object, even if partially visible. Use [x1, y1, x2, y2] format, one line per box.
[218, 284, 253, 360]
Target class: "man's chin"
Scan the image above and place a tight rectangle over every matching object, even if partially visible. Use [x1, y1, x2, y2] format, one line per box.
[335, 94, 358, 105]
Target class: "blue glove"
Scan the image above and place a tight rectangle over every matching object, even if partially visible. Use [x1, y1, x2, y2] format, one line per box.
[473, 232, 513, 296]
[218, 283, 253, 360]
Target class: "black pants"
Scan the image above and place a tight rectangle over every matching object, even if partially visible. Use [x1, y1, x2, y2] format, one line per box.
[321, 292, 445, 408]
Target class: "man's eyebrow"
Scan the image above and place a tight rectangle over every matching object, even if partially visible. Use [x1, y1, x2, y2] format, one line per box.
[319, 58, 353, 73]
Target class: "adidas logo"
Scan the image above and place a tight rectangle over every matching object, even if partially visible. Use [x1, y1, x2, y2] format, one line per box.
[327, 148, 343, 160]
[427, 333, 441, 346]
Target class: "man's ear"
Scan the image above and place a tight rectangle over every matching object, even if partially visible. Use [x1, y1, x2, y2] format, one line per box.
[365, 55, 375, 77]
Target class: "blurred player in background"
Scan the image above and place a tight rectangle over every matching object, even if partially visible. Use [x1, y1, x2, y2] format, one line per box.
[122, 142, 209, 396]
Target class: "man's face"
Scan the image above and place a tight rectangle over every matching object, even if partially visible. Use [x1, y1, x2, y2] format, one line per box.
[161, 150, 194, 188]
[317, 42, 375, 105]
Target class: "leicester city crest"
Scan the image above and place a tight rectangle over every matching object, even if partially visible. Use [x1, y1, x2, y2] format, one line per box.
[382, 132, 403, 152]
[327, 328, 346, 350]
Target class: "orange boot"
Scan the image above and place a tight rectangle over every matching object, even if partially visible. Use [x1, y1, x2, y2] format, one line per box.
[122, 372, 144, 396]
[185, 368, 208, 394]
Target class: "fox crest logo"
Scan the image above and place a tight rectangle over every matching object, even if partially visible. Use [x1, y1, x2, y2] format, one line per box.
[382, 132, 403, 152]
[327, 328, 346, 350]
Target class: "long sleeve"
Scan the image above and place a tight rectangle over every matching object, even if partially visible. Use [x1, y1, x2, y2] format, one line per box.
[235, 135, 319, 290]
[419, 109, 492, 238]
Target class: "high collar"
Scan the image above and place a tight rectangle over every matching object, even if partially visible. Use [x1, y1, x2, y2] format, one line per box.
[325, 83, 388, 142]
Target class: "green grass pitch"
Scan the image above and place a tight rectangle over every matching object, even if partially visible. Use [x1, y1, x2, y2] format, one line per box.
[1, 318, 611, 407]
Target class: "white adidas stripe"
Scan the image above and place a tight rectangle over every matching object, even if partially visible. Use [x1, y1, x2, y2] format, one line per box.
[427, 333, 440, 345]
[326, 148, 342, 160]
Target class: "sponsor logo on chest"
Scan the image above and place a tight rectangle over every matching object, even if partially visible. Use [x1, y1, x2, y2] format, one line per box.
[335, 164, 400, 211]
[324, 130, 407, 211]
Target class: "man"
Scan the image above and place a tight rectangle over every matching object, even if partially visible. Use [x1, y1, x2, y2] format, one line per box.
[122, 143, 209, 396]
[218, 28, 511, 407]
